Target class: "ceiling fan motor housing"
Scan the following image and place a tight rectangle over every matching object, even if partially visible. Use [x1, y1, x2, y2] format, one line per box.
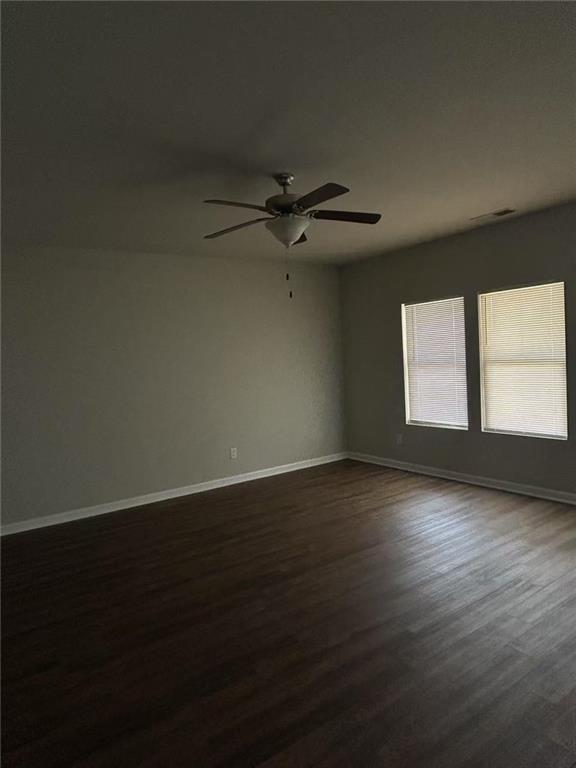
[265, 193, 304, 214]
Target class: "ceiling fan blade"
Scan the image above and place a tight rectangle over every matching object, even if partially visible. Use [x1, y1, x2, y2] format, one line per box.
[204, 217, 272, 239]
[293, 232, 308, 245]
[293, 183, 349, 211]
[205, 199, 269, 213]
[310, 210, 381, 224]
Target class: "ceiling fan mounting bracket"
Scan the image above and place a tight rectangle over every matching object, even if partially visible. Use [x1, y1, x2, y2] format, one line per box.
[273, 172, 295, 192]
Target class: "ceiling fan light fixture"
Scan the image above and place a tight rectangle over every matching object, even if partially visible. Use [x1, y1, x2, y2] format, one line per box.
[265, 215, 310, 248]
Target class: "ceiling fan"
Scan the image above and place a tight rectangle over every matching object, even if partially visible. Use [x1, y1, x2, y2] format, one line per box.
[204, 173, 381, 247]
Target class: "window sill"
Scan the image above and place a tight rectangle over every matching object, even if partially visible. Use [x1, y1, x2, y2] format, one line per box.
[482, 428, 568, 441]
[406, 420, 468, 431]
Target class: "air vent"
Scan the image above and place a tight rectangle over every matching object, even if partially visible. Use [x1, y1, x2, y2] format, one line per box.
[470, 208, 516, 221]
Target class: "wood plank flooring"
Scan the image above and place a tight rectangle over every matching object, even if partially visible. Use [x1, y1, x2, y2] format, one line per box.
[3, 460, 576, 767]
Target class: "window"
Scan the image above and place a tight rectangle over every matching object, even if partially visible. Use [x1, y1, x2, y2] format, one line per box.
[402, 297, 468, 429]
[478, 282, 567, 440]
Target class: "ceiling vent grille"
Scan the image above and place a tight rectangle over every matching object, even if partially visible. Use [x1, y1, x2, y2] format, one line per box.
[470, 208, 516, 221]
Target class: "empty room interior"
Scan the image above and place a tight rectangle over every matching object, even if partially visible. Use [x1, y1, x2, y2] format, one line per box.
[2, 2, 576, 767]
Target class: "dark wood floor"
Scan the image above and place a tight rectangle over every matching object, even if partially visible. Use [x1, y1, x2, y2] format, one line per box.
[3, 460, 576, 768]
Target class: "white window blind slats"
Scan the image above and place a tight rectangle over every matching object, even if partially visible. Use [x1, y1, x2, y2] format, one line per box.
[478, 282, 567, 440]
[402, 297, 468, 429]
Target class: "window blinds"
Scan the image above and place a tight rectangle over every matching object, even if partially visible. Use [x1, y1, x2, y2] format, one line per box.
[478, 282, 567, 440]
[402, 297, 468, 429]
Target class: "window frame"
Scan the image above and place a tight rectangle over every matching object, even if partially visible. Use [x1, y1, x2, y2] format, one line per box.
[477, 280, 568, 441]
[401, 295, 469, 431]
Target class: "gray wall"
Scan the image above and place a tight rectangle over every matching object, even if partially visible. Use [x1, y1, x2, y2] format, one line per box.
[4, 203, 575, 527]
[342, 203, 576, 495]
[2, 248, 344, 524]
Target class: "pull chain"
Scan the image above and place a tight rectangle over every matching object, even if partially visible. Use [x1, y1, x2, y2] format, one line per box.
[285, 251, 293, 299]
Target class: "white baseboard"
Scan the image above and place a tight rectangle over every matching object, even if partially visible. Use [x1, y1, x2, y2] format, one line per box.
[4, 450, 573, 536]
[1, 453, 347, 536]
[347, 452, 576, 506]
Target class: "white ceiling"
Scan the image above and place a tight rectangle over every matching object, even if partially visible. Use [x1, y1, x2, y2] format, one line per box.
[3, 2, 576, 263]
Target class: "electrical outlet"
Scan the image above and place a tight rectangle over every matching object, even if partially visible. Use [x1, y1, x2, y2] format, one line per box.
[396, 433, 403, 445]
[229, 447, 238, 460]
